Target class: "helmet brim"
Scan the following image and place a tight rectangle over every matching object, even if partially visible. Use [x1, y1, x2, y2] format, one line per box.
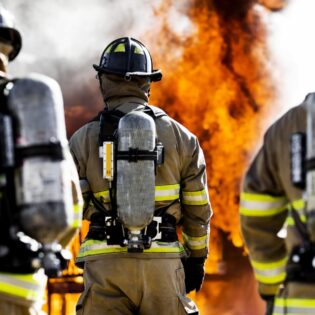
[0, 27, 22, 61]
[93, 64, 162, 82]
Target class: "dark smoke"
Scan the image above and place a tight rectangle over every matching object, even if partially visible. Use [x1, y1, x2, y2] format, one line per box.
[0, 0, 163, 136]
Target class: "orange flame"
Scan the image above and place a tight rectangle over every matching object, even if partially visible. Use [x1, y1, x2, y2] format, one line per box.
[146, 0, 277, 249]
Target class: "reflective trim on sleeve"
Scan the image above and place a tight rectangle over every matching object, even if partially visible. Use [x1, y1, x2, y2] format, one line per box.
[93, 190, 110, 203]
[286, 199, 306, 226]
[183, 232, 208, 250]
[72, 203, 83, 228]
[286, 214, 307, 226]
[0, 270, 47, 302]
[77, 239, 185, 258]
[240, 192, 288, 216]
[291, 199, 305, 210]
[155, 184, 180, 201]
[182, 189, 209, 206]
[274, 298, 315, 314]
[251, 257, 287, 284]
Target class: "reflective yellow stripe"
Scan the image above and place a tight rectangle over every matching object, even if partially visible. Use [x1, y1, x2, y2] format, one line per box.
[241, 192, 286, 202]
[134, 46, 144, 54]
[104, 142, 114, 180]
[251, 257, 287, 284]
[286, 215, 307, 226]
[105, 44, 113, 53]
[286, 199, 306, 226]
[183, 233, 208, 250]
[155, 184, 180, 201]
[182, 189, 209, 206]
[0, 271, 47, 301]
[274, 298, 315, 314]
[291, 198, 305, 210]
[114, 43, 125, 52]
[275, 298, 315, 307]
[93, 190, 110, 203]
[72, 203, 83, 228]
[92, 185, 207, 204]
[240, 192, 288, 216]
[77, 239, 185, 258]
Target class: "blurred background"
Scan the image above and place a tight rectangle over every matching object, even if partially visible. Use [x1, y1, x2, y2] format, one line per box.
[2, 0, 315, 314]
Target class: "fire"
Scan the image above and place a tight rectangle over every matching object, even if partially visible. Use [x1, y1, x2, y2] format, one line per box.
[49, 1, 288, 314]
[147, 0, 277, 251]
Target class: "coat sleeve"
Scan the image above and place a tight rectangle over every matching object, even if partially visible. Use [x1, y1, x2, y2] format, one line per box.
[180, 131, 212, 258]
[69, 128, 95, 220]
[57, 146, 83, 248]
[240, 126, 289, 296]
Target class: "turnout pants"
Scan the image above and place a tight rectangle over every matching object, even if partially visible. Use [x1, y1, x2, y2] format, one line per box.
[0, 293, 45, 315]
[76, 257, 198, 315]
[273, 282, 315, 314]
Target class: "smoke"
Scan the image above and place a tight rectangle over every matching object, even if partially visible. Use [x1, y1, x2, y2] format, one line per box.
[3, 0, 161, 75]
[0, 0, 164, 134]
[3, 0, 312, 133]
[267, 0, 315, 117]
[0, 0, 198, 135]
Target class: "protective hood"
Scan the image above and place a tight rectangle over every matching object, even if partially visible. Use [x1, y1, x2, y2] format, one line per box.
[100, 74, 150, 103]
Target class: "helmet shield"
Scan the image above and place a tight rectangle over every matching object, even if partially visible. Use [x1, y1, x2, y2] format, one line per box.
[93, 37, 162, 82]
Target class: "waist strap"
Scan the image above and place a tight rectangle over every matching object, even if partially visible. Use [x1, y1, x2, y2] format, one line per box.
[88, 214, 178, 246]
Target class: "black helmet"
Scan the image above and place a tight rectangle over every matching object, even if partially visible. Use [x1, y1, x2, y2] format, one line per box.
[0, 7, 22, 61]
[93, 37, 162, 82]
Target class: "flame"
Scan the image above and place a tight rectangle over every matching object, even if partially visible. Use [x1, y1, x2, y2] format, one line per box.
[146, 0, 278, 249]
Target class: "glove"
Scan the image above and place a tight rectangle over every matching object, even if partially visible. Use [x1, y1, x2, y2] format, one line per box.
[182, 257, 205, 294]
[86, 212, 106, 240]
[260, 294, 275, 315]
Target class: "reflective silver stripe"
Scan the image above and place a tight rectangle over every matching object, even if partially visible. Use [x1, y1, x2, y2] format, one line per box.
[155, 184, 180, 201]
[182, 189, 209, 206]
[77, 239, 185, 258]
[72, 203, 83, 228]
[93, 186, 181, 203]
[0, 271, 47, 301]
[274, 298, 315, 314]
[251, 257, 287, 284]
[240, 192, 288, 216]
[183, 232, 208, 250]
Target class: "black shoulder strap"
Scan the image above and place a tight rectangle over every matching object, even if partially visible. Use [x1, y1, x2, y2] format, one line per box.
[0, 78, 13, 113]
[291, 207, 310, 243]
[98, 109, 125, 145]
[98, 105, 166, 144]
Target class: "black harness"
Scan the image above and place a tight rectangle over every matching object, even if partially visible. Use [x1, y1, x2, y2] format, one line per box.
[87, 105, 178, 247]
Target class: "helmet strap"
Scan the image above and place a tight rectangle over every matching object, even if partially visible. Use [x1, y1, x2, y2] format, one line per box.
[97, 73, 107, 102]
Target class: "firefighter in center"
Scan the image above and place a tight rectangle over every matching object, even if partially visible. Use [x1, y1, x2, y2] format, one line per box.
[240, 95, 315, 314]
[70, 37, 212, 315]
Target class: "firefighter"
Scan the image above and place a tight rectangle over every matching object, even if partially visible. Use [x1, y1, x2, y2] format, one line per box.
[70, 37, 212, 315]
[0, 6, 83, 315]
[239, 96, 315, 314]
